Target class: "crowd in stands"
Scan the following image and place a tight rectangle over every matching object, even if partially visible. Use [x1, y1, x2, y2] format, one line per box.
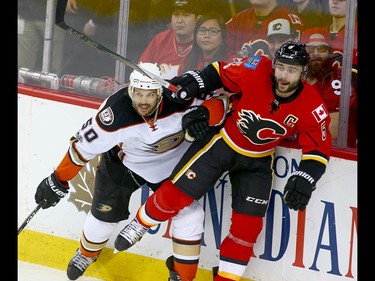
[18, 0, 357, 148]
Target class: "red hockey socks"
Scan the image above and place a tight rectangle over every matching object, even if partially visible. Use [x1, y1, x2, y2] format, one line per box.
[214, 211, 263, 281]
[144, 179, 194, 222]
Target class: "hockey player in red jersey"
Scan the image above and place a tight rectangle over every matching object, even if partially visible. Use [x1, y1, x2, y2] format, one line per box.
[113, 42, 332, 281]
[34, 62, 210, 280]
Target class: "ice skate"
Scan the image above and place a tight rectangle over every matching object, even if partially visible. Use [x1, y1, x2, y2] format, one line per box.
[66, 248, 98, 280]
[114, 218, 149, 252]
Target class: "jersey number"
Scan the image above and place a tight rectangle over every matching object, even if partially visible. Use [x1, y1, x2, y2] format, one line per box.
[81, 118, 99, 143]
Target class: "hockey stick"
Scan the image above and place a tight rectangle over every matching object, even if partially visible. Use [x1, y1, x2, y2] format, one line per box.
[55, 0, 178, 93]
[18, 200, 46, 235]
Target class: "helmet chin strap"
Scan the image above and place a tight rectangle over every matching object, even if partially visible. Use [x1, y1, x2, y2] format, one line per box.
[141, 93, 162, 116]
[149, 95, 163, 117]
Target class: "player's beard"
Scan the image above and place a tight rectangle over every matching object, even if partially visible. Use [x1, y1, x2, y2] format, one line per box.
[135, 102, 154, 117]
[275, 79, 300, 96]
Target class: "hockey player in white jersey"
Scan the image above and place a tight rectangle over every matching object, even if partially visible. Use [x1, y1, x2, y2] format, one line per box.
[34, 62, 208, 280]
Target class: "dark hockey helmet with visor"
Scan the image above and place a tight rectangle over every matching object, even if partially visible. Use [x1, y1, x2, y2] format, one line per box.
[273, 41, 309, 75]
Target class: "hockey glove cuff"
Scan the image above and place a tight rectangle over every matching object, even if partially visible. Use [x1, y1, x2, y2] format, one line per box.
[182, 106, 210, 142]
[283, 171, 316, 211]
[35, 171, 69, 209]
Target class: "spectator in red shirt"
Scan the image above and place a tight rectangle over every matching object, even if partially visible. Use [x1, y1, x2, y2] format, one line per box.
[139, 0, 201, 79]
[301, 27, 357, 148]
[326, 0, 358, 67]
[225, 0, 305, 59]
[291, 0, 330, 29]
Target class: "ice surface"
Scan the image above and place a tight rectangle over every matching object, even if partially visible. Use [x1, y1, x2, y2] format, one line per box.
[17, 261, 105, 281]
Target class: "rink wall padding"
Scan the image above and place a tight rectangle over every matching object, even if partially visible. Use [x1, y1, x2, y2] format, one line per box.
[18, 230, 219, 281]
[18, 87, 357, 281]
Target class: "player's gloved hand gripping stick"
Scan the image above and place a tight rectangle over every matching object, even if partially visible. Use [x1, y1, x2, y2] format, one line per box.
[19, 171, 70, 235]
[35, 171, 70, 209]
[165, 70, 208, 103]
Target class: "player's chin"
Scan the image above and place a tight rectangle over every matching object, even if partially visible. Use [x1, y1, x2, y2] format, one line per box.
[137, 107, 151, 116]
[277, 81, 289, 89]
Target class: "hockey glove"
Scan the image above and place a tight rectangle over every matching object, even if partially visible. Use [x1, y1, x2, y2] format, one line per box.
[35, 171, 69, 209]
[165, 70, 207, 103]
[182, 106, 210, 142]
[283, 171, 316, 211]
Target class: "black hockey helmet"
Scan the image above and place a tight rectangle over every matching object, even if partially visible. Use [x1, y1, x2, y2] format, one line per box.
[273, 41, 309, 75]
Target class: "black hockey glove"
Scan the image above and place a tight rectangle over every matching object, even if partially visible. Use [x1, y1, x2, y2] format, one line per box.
[182, 106, 210, 142]
[35, 171, 69, 209]
[283, 171, 316, 211]
[165, 70, 207, 103]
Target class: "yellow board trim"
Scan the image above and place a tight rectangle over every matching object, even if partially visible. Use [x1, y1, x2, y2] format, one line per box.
[18, 230, 254, 280]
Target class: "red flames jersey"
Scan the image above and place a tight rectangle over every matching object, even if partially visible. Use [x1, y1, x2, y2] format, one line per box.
[213, 56, 331, 163]
[225, 5, 304, 58]
[139, 28, 191, 79]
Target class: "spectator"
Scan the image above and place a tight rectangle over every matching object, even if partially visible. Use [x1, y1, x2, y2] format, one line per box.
[139, 0, 201, 79]
[301, 27, 357, 148]
[266, 18, 298, 59]
[33, 62, 206, 280]
[182, 12, 228, 72]
[188, 0, 244, 22]
[146, 0, 175, 43]
[225, 0, 305, 59]
[322, 0, 358, 148]
[184, 11, 234, 99]
[326, 0, 358, 67]
[291, 0, 330, 29]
